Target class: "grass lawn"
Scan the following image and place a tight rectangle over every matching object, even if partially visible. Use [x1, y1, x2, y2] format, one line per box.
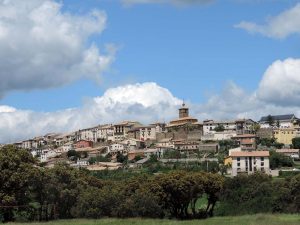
[8, 214, 300, 225]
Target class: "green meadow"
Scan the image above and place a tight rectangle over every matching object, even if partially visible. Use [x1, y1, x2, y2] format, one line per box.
[8, 214, 300, 225]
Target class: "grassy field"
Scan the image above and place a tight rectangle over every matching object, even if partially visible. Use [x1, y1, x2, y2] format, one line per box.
[8, 214, 300, 225]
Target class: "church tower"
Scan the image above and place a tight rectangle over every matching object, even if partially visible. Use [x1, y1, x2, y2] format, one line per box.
[179, 102, 189, 118]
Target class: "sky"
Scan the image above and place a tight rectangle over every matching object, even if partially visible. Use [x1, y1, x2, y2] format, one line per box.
[1, 0, 300, 143]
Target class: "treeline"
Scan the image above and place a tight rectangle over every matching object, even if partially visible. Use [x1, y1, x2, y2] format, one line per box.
[216, 173, 300, 215]
[0, 145, 223, 222]
[1, 145, 300, 223]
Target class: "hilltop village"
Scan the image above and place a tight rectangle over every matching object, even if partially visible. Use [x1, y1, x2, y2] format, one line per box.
[7, 104, 300, 176]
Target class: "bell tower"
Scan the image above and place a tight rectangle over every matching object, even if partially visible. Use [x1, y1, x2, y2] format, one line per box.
[179, 102, 189, 118]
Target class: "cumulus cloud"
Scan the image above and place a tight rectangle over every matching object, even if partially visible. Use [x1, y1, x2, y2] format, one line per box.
[122, 0, 213, 6]
[0, 83, 182, 143]
[2, 72, 300, 143]
[235, 3, 300, 39]
[257, 58, 300, 106]
[0, 0, 115, 97]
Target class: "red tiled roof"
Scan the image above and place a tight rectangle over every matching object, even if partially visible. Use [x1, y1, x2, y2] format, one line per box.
[230, 151, 269, 157]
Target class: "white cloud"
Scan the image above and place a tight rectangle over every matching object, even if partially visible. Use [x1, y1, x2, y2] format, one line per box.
[0, 105, 16, 113]
[257, 58, 300, 106]
[235, 3, 300, 39]
[0, 82, 182, 143]
[0, 0, 115, 96]
[122, 0, 213, 6]
[2, 56, 300, 143]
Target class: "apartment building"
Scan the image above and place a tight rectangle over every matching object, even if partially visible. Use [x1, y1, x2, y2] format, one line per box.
[230, 151, 270, 176]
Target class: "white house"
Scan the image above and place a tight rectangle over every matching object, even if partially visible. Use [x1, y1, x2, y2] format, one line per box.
[259, 114, 299, 129]
[144, 148, 165, 158]
[156, 138, 175, 149]
[201, 131, 237, 141]
[114, 121, 142, 141]
[203, 119, 256, 135]
[95, 124, 115, 142]
[203, 120, 236, 135]
[230, 151, 270, 176]
[40, 149, 58, 162]
[108, 143, 126, 154]
[77, 159, 89, 167]
[139, 126, 157, 141]
[22, 139, 34, 149]
[75, 128, 95, 142]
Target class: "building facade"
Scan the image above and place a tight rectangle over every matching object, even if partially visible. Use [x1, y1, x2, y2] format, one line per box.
[230, 151, 270, 176]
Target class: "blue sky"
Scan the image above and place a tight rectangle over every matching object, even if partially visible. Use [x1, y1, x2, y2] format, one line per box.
[1, 0, 299, 111]
[1, 0, 300, 142]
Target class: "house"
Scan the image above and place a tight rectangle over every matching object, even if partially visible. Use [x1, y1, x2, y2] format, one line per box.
[76, 124, 115, 143]
[201, 131, 237, 141]
[108, 143, 126, 155]
[259, 114, 299, 129]
[275, 149, 300, 159]
[128, 125, 157, 141]
[114, 121, 142, 141]
[230, 151, 270, 176]
[22, 139, 34, 149]
[174, 140, 200, 153]
[76, 159, 89, 167]
[150, 122, 166, 133]
[75, 140, 93, 149]
[75, 127, 95, 142]
[156, 138, 175, 149]
[199, 143, 219, 153]
[94, 124, 114, 142]
[40, 149, 58, 162]
[232, 134, 257, 150]
[144, 148, 164, 158]
[235, 119, 257, 135]
[203, 119, 256, 135]
[203, 120, 236, 135]
[43, 133, 61, 145]
[273, 128, 300, 145]
[135, 157, 150, 168]
[54, 133, 75, 146]
[121, 138, 145, 151]
[54, 142, 73, 154]
[139, 125, 157, 141]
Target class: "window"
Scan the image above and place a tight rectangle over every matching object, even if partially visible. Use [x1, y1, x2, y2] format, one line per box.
[261, 157, 264, 161]
[237, 157, 240, 161]
[237, 162, 240, 167]
[261, 162, 264, 167]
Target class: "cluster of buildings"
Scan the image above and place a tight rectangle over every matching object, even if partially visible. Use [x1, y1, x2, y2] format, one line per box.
[6, 103, 300, 176]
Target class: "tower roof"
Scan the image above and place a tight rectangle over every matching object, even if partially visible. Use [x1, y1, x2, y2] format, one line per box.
[180, 102, 188, 109]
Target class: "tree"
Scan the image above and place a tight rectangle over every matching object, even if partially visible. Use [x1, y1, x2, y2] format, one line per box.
[0, 145, 36, 222]
[67, 150, 80, 161]
[214, 124, 225, 132]
[258, 137, 284, 149]
[276, 120, 281, 128]
[250, 123, 261, 133]
[116, 152, 128, 163]
[269, 151, 294, 169]
[292, 137, 300, 149]
[267, 115, 275, 127]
